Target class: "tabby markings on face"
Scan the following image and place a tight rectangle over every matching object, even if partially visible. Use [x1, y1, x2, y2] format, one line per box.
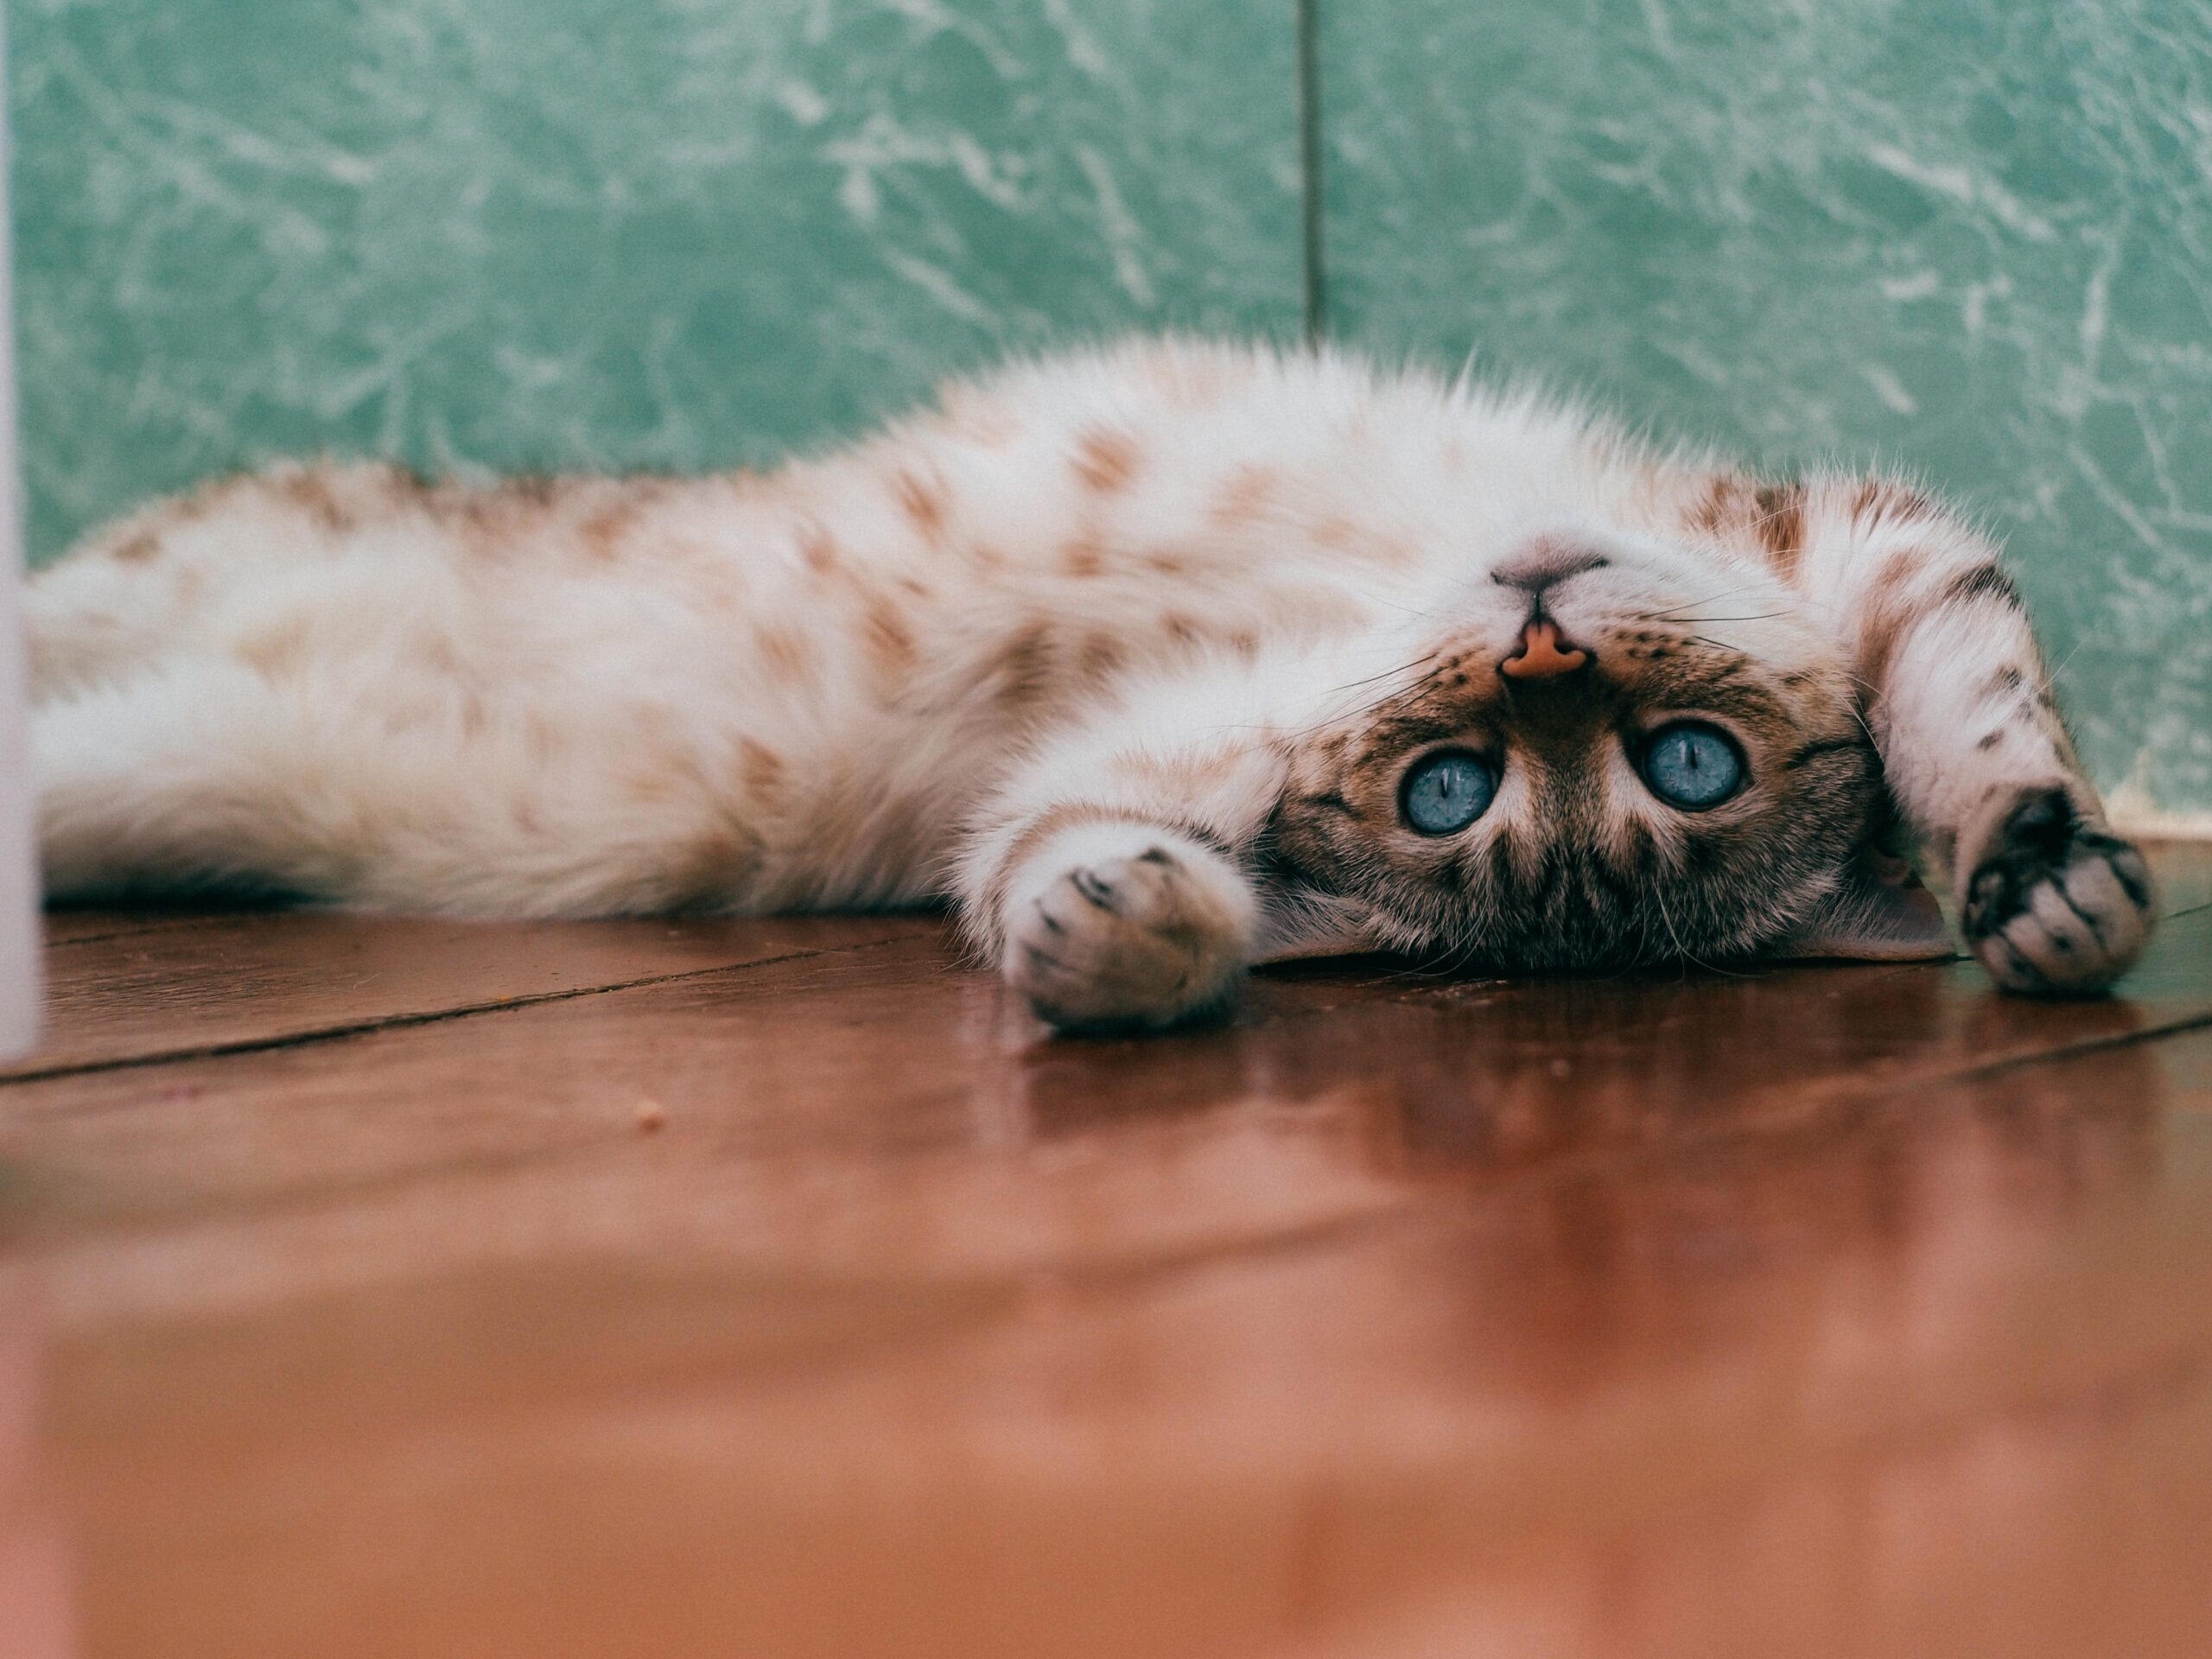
[1268, 535, 1878, 971]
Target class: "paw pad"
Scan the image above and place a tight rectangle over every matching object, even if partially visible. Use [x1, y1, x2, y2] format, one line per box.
[1962, 788, 2155, 995]
[999, 828, 1254, 1032]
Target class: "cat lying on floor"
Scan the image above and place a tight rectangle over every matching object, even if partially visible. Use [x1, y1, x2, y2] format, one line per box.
[29, 338, 2155, 1029]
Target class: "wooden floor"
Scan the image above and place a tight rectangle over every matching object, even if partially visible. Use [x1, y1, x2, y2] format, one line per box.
[2, 847, 2209, 1658]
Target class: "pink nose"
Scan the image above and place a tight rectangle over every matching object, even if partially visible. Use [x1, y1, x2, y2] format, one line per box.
[1500, 620, 1589, 680]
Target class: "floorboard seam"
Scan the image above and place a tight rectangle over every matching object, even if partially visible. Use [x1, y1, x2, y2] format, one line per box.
[1941, 1007, 2212, 1085]
[0, 933, 931, 1086]
[42, 919, 229, 950]
[16, 1006, 2199, 1319]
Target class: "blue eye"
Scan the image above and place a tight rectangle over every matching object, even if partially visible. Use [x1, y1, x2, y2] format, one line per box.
[1400, 751, 1497, 836]
[1640, 722, 1745, 810]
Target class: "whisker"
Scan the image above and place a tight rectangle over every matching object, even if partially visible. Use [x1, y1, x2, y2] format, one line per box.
[1230, 652, 1442, 748]
[1648, 610, 1791, 625]
[1662, 581, 1766, 611]
[1651, 883, 1751, 979]
[1327, 652, 1439, 700]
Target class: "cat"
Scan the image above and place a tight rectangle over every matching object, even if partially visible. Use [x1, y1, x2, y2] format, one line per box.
[29, 337, 2156, 1030]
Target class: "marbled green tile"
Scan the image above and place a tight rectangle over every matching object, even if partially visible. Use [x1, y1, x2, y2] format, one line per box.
[11, 0, 1300, 559]
[1324, 0, 2212, 811]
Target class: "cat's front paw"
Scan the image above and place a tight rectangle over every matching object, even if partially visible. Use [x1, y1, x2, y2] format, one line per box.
[1960, 787, 2156, 995]
[1001, 823, 1255, 1033]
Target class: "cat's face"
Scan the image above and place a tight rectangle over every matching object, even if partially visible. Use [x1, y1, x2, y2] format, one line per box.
[1269, 526, 1883, 969]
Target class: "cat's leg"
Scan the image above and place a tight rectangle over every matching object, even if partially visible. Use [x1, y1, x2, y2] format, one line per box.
[955, 671, 1287, 1031]
[1790, 478, 2156, 993]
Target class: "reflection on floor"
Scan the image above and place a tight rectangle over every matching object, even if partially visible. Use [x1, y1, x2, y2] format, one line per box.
[3, 844, 2209, 1659]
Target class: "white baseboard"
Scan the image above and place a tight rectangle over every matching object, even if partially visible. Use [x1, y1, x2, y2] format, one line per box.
[0, 12, 36, 1061]
[2107, 780, 2212, 843]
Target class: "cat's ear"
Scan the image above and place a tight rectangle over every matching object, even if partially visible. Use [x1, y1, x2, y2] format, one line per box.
[1251, 887, 1389, 964]
[1773, 856, 1956, 963]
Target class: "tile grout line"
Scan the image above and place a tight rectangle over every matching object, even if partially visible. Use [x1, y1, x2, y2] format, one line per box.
[1296, 0, 1327, 341]
[0, 932, 931, 1087]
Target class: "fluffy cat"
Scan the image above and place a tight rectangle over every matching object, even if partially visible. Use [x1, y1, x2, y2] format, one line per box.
[29, 338, 2155, 1029]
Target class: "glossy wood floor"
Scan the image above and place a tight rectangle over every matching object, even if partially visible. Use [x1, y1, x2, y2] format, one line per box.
[2, 846, 2209, 1658]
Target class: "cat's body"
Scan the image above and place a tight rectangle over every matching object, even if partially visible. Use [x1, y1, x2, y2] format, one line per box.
[30, 339, 2155, 1027]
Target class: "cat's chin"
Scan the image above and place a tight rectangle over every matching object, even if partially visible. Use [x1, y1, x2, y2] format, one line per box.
[1250, 892, 1384, 964]
[1769, 868, 1957, 963]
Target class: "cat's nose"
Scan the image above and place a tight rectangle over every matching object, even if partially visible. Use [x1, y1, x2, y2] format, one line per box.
[1500, 619, 1590, 680]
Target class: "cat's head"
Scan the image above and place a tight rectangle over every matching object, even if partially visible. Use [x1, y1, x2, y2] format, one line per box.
[1263, 522, 1951, 971]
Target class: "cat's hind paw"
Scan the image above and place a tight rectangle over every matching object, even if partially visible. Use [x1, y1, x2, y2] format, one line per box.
[1001, 822, 1255, 1033]
[1961, 788, 2157, 995]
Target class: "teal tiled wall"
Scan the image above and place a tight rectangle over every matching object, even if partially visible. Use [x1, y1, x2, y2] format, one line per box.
[1325, 0, 2212, 815]
[11, 0, 2212, 810]
[10, 0, 1300, 547]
